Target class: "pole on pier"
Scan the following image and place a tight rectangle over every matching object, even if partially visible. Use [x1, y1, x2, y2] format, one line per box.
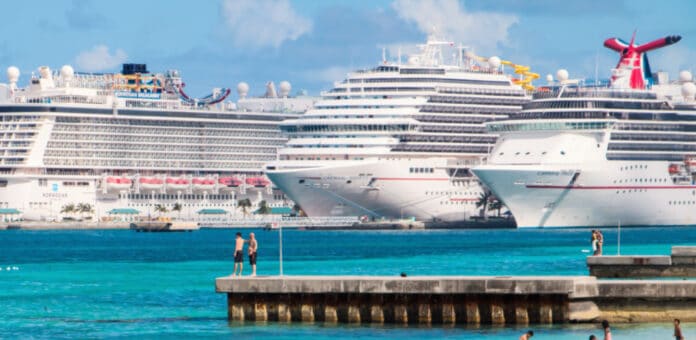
[279, 222, 284, 276]
[617, 220, 621, 255]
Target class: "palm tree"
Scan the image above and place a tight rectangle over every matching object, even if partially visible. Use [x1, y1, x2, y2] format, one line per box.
[488, 199, 503, 217]
[172, 202, 182, 220]
[154, 204, 168, 217]
[476, 190, 492, 220]
[60, 203, 75, 219]
[77, 203, 94, 220]
[257, 200, 271, 215]
[237, 198, 252, 216]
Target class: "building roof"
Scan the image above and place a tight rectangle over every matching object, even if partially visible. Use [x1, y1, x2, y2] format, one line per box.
[197, 208, 228, 215]
[254, 207, 294, 215]
[0, 208, 21, 214]
[107, 208, 140, 214]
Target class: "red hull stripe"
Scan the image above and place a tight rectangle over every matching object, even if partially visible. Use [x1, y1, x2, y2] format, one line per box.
[375, 178, 450, 181]
[526, 185, 696, 190]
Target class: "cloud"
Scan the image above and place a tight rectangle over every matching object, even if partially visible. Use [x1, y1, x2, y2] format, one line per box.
[220, 0, 312, 49]
[391, 0, 518, 54]
[307, 66, 355, 84]
[75, 45, 128, 72]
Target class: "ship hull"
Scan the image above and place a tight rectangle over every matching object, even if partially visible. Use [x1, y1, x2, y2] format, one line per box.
[267, 158, 483, 222]
[473, 161, 696, 228]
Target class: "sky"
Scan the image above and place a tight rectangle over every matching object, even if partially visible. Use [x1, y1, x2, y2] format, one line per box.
[0, 0, 695, 99]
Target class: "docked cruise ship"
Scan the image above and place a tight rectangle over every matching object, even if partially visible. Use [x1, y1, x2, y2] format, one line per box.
[472, 34, 696, 228]
[266, 35, 531, 222]
[0, 63, 314, 222]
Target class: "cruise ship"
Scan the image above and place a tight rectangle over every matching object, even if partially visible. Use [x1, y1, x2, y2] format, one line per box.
[0, 63, 314, 222]
[266, 35, 532, 222]
[472, 33, 696, 228]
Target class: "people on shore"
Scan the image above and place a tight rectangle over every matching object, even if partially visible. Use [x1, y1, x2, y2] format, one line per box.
[675, 318, 684, 340]
[519, 330, 534, 340]
[233, 232, 245, 277]
[248, 232, 258, 277]
[602, 320, 612, 340]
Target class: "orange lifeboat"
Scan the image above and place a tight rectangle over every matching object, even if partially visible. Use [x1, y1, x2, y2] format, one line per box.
[166, 177, 189, 190]
[192, 178, 215, 191]
[668, 164, 680, 174]
[219, 177, 242, 188]
[139, 177, 164, 190]
[245, 177, 271, 188]
[106, 177, 132, 190]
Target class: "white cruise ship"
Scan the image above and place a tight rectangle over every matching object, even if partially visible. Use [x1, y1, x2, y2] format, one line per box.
[472, 33, 696, 228]
[0, 63, 314, 222]
[266, 35, 531, 222]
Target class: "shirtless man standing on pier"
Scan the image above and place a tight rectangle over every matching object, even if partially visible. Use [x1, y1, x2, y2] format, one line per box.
[233, 232, 245, 277]
[248, 233, 258, 277]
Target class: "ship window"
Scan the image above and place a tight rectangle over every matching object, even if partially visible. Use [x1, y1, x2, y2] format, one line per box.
[560, 151, 565, 155]
[499, 152, 504, 156]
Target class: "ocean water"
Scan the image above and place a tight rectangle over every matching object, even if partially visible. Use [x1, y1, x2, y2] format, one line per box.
[1, 227, 695, 339]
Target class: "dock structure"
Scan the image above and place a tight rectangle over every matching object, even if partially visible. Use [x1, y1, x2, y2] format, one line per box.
[216, 275, 696, 324]
[587, 246, 696, 278]
[216, 276, 600, 324]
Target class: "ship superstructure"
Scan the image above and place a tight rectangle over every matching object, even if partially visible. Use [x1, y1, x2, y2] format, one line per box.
[0, 63, 314, 222]
[266, 35, 531, 222]
[472, 34, 696, 228]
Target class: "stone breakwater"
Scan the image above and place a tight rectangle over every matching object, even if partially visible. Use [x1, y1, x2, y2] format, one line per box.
[216, 275, 696, 324]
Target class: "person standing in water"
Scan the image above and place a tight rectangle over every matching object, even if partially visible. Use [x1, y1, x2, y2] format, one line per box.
[248, 232, 258, 277]
[602, 320, 612, 340]
[675, 319, 684, 340]
[519, 330, 534, 340]
[233, 232, 245, 277]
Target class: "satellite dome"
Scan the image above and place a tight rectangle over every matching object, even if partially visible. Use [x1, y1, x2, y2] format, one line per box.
[6, 66, 19, 83]
[682, 82, 696, 99]
[279, 81, 291, 97]
[556, 69, 569, 82]
[237, 82, 249, 98]
[38, 66, 51, 79]
[679, 70, 693, 82]
[60, 65, 74, 80]
[488, 56, 501, 69]
[546, 74, 553, 83]
[407, 56, 420, 65]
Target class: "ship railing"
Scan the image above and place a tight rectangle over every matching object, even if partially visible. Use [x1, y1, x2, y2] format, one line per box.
[532, 87, 657, 100]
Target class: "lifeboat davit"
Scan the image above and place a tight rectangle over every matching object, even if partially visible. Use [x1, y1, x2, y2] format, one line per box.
[139, 177, 164, 190]
[166, 177, 189, 191]
[669, 164, 681, 174]
[192, 178, 216, 191]
[219, 177, 242, 189]
[106, 177, 132, 190]
[245, 177, 271, 188]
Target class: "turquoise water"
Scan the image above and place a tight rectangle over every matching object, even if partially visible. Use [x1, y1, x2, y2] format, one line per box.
[1, 227, 695, 339]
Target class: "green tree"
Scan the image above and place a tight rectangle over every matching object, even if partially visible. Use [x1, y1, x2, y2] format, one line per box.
[154, 204, 168, 217]
[488, 199, 503, 217]
[237, 198, 252, 216]
[257, 200, 271, 215]
[60, 203, 75, 217]
[476, 190, 492, 220]
[77, 203, 94, 220]
[172, 202, 182, 219]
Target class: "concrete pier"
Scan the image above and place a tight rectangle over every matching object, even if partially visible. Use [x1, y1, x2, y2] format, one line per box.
[587, 246, 696, 278]
[216, 275, 696, 324]
[216, 276, 599, 324]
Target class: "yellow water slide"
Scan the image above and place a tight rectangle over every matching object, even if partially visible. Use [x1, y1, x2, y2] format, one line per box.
[472, 54, 539, 91]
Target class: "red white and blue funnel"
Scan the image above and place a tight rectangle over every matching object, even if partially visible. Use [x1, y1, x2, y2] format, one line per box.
[604, 32, 681, 89]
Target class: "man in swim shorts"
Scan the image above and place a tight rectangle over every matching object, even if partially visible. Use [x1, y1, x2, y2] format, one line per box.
[248, 232, 258, 277]
[233, 232, 245, 276]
